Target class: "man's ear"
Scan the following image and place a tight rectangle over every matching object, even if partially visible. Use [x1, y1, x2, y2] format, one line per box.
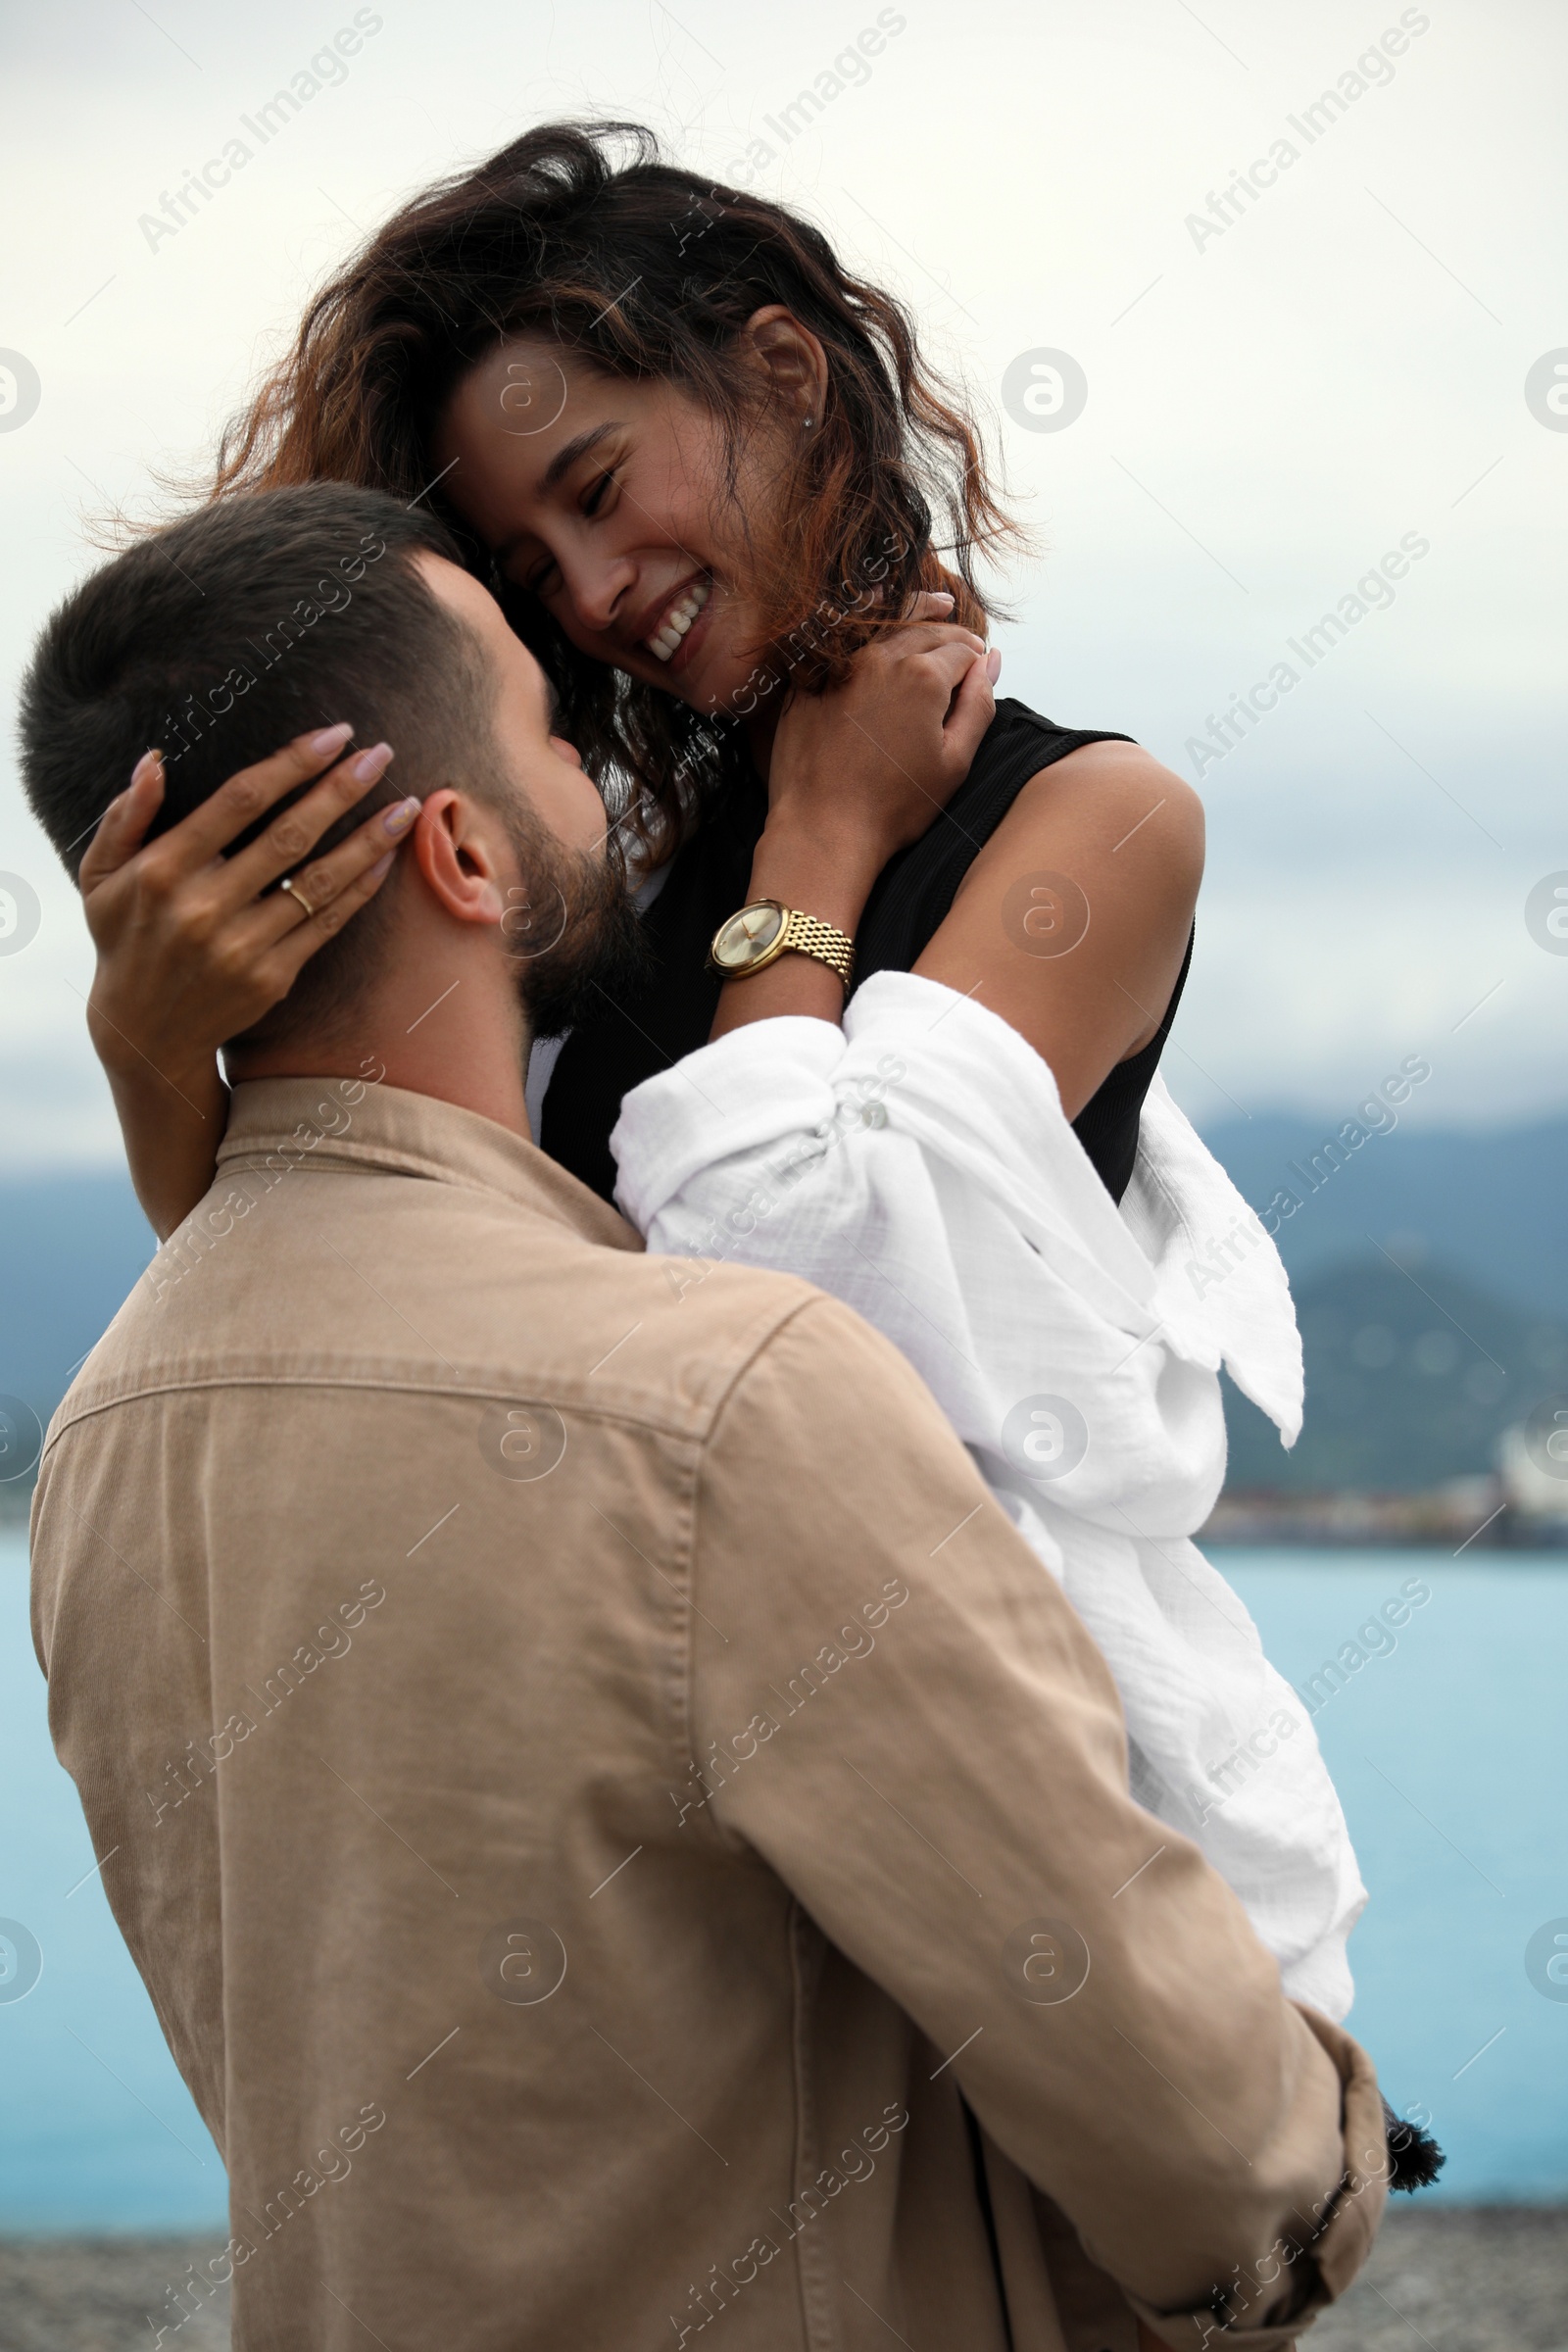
[411, 790, 507, 925]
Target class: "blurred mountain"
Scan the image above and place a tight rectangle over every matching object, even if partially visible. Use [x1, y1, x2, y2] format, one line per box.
[1200, 1111, 1568, 1320]
[1, 1120, 1564, 1504]
[1223, 1254, 1568, 1494]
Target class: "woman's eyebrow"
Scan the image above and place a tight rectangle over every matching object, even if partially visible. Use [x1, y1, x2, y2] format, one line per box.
[537, 421, 621, 497]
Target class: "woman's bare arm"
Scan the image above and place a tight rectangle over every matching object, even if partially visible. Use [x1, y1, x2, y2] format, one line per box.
[78, 731, 417, 1237]
[915, 741, 1204, 1118]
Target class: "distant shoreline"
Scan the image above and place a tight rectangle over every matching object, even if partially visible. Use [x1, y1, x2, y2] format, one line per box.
[1204, 1484, 1566, 1552]
[1205, 1529, 1568, 1553]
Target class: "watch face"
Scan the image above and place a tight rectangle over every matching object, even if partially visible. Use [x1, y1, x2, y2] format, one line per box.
[713, 902, 784, 970]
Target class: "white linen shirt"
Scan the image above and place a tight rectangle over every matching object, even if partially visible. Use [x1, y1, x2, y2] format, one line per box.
[609, 971, 1367, 2021]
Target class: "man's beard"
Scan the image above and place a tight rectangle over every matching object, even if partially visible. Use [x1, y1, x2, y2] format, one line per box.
[502, 812, 650, 1042]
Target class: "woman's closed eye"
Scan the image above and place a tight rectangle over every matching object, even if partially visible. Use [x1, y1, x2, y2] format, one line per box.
[580, 466, 617, 519]
[518, 470, 619, 597]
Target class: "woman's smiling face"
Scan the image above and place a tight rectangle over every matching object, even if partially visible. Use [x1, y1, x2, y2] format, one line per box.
[432, 327, 816, 721]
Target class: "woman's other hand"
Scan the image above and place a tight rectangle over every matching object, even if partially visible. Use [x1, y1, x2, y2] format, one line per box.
[711, 595, 999, 1041]
[78, 726, 416, 1236]
[764, 591, 1000, 898]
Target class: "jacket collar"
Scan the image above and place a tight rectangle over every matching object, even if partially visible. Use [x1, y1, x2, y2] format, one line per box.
[218, 1075, 640, 1254]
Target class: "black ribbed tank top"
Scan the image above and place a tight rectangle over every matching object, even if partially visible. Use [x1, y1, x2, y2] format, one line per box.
[540, 698, 1192, 1205]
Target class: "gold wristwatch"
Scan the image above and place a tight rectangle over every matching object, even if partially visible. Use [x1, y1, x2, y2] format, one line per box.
[709, 899, 855, 988]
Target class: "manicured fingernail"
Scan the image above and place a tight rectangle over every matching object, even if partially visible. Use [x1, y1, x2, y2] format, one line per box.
[306, 722, 354, 758]
[381, 796, 419, 838]
[928, 590, 955, 605]
[368, 852, 394, 880]
[131, 749, 163, 787]
[352, 742, 394, 784]
[985, 649, 1003, 684]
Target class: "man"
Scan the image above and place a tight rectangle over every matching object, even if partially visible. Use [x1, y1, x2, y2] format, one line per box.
[23, 486, 1384, 2349]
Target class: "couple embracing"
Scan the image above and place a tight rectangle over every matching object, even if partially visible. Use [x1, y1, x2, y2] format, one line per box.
[24, 122, 1406, 2350]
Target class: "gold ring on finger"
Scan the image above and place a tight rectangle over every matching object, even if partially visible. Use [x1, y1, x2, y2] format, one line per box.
[279, 873, 320, 921]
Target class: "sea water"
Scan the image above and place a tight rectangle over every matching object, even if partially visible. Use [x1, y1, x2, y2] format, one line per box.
[1227, 1548, 1568, 2204]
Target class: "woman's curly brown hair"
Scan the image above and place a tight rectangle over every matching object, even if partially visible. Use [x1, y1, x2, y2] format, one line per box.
[210, 120, 1024, 849]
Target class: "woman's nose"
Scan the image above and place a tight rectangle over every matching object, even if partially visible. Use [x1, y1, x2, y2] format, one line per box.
[560, 549, 637, 639]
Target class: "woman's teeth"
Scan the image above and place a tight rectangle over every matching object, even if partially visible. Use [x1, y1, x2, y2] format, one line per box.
[646, 576, 710, 662]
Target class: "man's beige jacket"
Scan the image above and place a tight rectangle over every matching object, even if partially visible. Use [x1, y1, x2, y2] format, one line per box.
[31, 1078, 1386, 2350]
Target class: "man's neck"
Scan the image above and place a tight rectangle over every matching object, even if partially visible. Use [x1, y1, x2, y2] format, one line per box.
[231, 946, 533, 1143]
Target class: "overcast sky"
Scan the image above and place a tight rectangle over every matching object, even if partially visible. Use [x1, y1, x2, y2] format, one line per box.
[2, 0, 1564, 1167]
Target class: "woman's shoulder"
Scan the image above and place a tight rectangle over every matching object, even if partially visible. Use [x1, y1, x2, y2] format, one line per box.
[856, 700, 1129, 969]
[985, 693, 1136, 747]
[988, 733, 1206, 974]
[996, 725, 1204, 865]
[975, 694, 1137, 777]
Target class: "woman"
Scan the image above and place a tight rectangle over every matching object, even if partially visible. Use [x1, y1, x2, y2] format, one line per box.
[93, 120, 1199, 1227]
[78, 124, 1374, 2033]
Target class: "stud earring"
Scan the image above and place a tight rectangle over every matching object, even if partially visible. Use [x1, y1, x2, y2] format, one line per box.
[803, 415, 814, 430]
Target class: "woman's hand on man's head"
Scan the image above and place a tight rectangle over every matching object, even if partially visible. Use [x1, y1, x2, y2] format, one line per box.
[75, 727, 415, 1237]
[78, 727, 412, 1085]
